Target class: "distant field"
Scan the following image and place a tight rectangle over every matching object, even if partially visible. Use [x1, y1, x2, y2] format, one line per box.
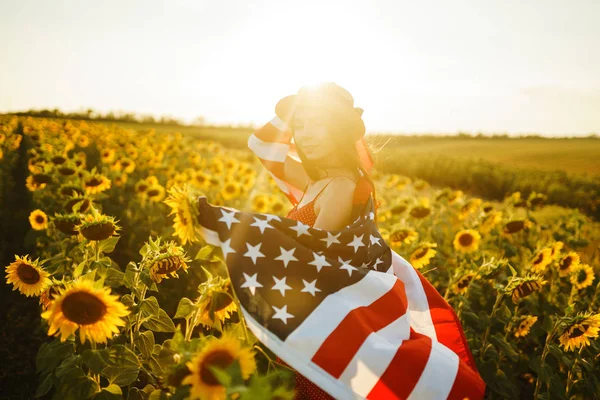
[111, 121, 600, 176]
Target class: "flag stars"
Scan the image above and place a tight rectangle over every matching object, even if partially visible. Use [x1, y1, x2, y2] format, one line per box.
[301, 278, 322, 296]
[243, 242, 265, 265]
[271, 276, 292, 297]
[220, 238, 236, 260]
[372, 256, 384, 269]
[347, 234, 366, 253]
[274, 246, 299, 268]
[240, 272, 263, 295]
[272, 304, 294, 324]
[338, 256, 357, 277]
[290, 221, 311, 237]
[218, 209, 240, 229]
[250, 217, 274, 234]
[308, 251, 332, 273]
[369, 234, 382, 246]
[320, 231, 342, 248]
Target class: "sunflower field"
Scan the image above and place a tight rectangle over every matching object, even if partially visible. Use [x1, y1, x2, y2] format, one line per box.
[1, 115, 599, 400]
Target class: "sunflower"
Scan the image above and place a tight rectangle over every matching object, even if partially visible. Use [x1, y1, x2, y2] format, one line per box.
[220, 180, 242, 201]
[146, 239, 192, 284]
[77, 134, 90, 148]
[163, 185, 200, 245]
[269, 198, 285, 214]
[409, 205, 431, 219]
[479, 211, 503, 234]
[119, 157, 136, 174]
[196, 277, 238, 330]
[146, 184, 166, 203]
[458, 198, 482, 220]
[514, 315, 538, 338]
[503, 219, 533, 235]
[29, 209, 49, 230]
[52, 213, 82, 236]
[75, 208, 121, 241]
[529, 248, 554, 274]
[389, 228, 419, 247]
[448, 190, 464, 204]
[25, 174, 47, 191]
[113, 173, 128, 187]
[100, 148, 116, 164]
[84, 173, 111, 195]
[558, 312, 600, 352]
[452, 229, 482, 254]
[251, 194, 271, 214]
[569, 263, 595, 290]
[182, 331, 257, 400]
[558, 252, 580, 278]
[506, 275, 548, 303]
[41, 279, 130, 344]
[453, 272, 477, 295]
[64, 194, 92, 213]
[409, 242, 438, 270]
[5, 255, 52, 297]
[134, 179, 150, 194]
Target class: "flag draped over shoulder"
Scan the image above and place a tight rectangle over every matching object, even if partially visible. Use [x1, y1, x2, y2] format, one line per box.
[192, 197, 486, 400]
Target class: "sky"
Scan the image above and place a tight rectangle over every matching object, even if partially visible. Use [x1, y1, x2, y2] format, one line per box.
[1, 0, 599, 136]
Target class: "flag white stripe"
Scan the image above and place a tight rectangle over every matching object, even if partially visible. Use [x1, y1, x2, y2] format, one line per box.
[197, 224, 221, 246]
[241, 307, 361, 400]
[247, 133, 290, 163]
[284, 270, 398, 360]
[269, 115, 289, 131]
[389, 250, 437, 340]
[340, 313, 410, 397]
[407, 340, 460, 400]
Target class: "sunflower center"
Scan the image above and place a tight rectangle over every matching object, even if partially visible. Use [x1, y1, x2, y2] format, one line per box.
[458, 234, 473, 247]
[86, 178, 102, 187]
[16, 263, 41, 284]
[457, 276, 473, 289]
[414, 247, 429, 259]
[226, 185, 235, 194]
[559, 257, 572, 270]
[199, 350, 235, 386]
[36, 215, 45, 224]
[505, 221, 525, 233]
[533, 253, 544, 265]
[61, 291, 107, 325]
[569, 324, 589, 339]
[147, 189, 159, 197]
[577, 270, 587, 283]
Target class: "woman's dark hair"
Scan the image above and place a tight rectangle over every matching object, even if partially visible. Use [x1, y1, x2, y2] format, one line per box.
[290, 107, 381, 222]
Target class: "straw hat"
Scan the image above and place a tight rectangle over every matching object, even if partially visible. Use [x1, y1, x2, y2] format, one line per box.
[275, 82, 365, 140]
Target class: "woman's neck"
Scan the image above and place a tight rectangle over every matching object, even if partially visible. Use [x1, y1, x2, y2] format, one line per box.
[312, 166, 358, 182]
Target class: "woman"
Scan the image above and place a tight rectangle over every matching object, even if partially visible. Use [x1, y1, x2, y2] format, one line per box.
[263, 82, 380, 399]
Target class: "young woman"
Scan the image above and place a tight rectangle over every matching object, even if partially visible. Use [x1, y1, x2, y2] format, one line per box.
[267, 82, 379, 399]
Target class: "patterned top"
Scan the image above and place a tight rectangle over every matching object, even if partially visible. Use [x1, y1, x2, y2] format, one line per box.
[285, 176, 355, 226]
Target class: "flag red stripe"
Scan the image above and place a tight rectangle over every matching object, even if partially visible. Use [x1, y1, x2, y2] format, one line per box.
[415, 269, 480, 373]
[367, 328, 432, 399]
[311, 278, 408, 378]
[446, 357, 487, 400]
[254, 122, 292, 143]
[257, 159, 286, 179]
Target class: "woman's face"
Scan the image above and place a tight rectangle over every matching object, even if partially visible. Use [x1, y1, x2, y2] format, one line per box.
[292, 108, 336, 161]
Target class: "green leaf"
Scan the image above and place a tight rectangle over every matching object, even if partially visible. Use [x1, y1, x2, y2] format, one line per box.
[174, 297, 196, 319]
[140, 270, 155, 289]
[149, 389, 171, 400]
[140, 296, 160, 318]
[82, 349, 111, 374]
[136, 331, 155, 359]
[143, 309, 176, 332]
[36, 339, 75, 375]
[73, 260, 87, 278]
[195, 245, 216, 261]
[508, 263, 517, 277]
[208, 365, 232, 387]
[101, 366, 140, 387]
[542, 316, 554, 334]
[93, 384, 122, 400]
[34, 373, 54, 398]
[124, 262, 138, 289]
[104, 268, 125, 287]
[489, 333, 519, 362]
[98, 236, 120, 254]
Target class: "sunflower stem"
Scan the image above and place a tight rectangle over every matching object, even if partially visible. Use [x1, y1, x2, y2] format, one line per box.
[94, 240, 100, 263]
[565, 346, 584, 397]
[479, 291, 504, 361]
[533, 314, 569, 400]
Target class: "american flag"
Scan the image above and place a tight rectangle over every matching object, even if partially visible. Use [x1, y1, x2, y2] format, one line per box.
[191, 115, 487, 399]
[193, 197, 486, 399]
